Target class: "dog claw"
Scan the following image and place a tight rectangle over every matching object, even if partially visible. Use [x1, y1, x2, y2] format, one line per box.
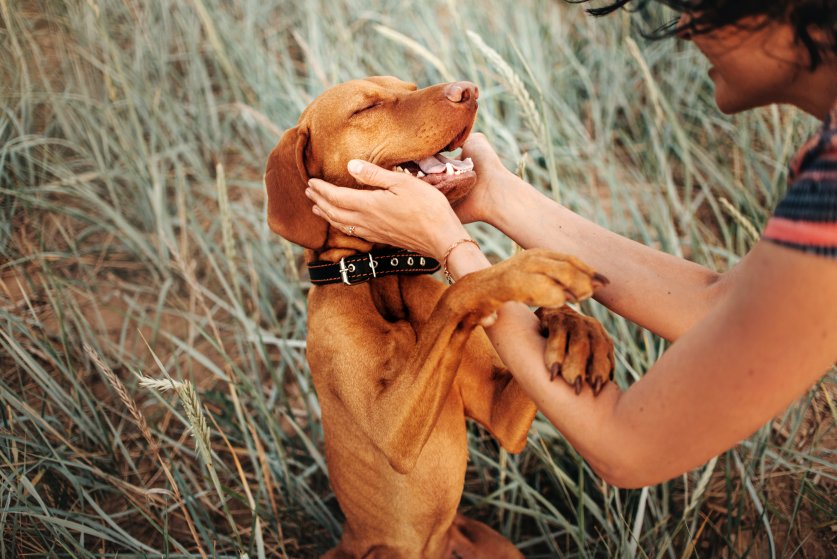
[592, 272, 610, 289]
[573, 377, 583, 395]
[550, 363, 561, 382]
[593, 378, 603, 396]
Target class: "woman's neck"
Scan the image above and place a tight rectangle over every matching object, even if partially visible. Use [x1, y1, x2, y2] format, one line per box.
[789, 61, 837, 119]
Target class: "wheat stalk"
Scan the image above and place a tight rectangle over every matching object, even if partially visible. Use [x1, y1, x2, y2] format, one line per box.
[176, 380, 214, 470]
[467, 30, 546, 145]
[137, 369, 215, 482]
[85, 343, 160, 458]
[466, 30, 562, 199]
[139, 362, 243, 548]
[137, 376, 184, 393]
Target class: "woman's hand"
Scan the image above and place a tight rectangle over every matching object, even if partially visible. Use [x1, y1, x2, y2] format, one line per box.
[454, 133, 518, 225]
[305, 160, 469, 260]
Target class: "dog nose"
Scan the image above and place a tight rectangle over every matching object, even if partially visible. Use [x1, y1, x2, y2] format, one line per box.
[445, 81, 479, 103]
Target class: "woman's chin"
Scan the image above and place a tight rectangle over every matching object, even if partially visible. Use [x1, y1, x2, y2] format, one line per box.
[712, 75, 773, 115]
[714, 87, 754, 115]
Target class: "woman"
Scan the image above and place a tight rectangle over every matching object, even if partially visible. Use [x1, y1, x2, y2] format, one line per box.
[304, 0, 837, 488]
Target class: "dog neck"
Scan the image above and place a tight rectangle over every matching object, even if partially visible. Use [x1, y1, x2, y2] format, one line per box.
[310, 226, 376, 263]
[306, 233, 413, 322]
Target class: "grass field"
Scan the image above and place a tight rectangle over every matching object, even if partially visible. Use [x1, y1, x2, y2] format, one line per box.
[1, 0, 835, 557]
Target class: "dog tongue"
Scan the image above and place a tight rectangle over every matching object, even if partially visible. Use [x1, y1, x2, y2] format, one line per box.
[415, 154, 474, 174]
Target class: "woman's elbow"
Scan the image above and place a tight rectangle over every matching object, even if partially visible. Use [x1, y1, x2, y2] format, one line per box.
[590, 456, 661, 489]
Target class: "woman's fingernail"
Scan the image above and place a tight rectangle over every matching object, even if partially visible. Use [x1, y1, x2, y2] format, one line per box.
[348, 160, 363, 174]
[304, 188, 312, 198]
[312, 206, 321, 216]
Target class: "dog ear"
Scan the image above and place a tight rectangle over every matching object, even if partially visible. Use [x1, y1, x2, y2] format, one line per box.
[264, 125, 329, 250]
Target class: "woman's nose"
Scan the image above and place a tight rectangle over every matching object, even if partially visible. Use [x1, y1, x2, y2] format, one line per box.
[676, 12, 694, 40]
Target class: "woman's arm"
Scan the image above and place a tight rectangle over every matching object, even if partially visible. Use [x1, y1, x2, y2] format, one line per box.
[447, 239, 837, 487]
[458, 134, 740, 341]
[484, 174, 728, 340]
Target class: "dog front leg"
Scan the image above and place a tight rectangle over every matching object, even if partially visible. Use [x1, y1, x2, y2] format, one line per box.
[311, 281, 484, 475]
[362, 294, 489, 474]
[358, 249, 602, 473]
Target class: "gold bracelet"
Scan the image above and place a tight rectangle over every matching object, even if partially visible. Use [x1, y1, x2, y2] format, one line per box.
[442, 238, 479, 284]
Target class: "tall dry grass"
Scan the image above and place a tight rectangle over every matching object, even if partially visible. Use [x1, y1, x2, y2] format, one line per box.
[1, 0, 834, 557]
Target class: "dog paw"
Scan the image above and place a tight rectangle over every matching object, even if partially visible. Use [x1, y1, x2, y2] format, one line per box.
[536, 305, 614, 396]
[461, 248, 607, 306]
[445, 248, 608, 332]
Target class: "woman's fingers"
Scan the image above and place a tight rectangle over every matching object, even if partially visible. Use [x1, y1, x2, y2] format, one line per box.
[305, 175, 403, 245]
[460, 133, 501, 169]
[307, 178, 365, 213]
[306, 183, 362, 227]
[460, 132, 490, 157]
[308, 201, 370, 239]
[347, 159, 407, 189]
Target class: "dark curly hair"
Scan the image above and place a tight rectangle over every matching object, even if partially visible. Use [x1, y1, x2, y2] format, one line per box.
[570, 1, 837, 70]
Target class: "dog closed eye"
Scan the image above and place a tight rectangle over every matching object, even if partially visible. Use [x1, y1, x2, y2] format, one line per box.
[351, 101, 384, 117]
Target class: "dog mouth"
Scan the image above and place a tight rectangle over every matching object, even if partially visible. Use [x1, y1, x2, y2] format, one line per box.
[390, 127, 476, 200]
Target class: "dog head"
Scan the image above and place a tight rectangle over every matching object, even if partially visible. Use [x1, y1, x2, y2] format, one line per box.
[265, 76, 479, 251]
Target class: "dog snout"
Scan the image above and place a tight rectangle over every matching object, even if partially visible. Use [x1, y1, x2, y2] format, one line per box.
[444, 81, 479, 104]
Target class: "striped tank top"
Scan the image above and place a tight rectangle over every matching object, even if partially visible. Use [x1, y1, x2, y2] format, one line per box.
[762, 98, 837, 259]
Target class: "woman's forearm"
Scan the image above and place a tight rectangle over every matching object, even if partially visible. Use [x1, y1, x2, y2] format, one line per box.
[487, 176, 730, 341]
[485, 302, 637, 485]
[447, 239, 837, 489]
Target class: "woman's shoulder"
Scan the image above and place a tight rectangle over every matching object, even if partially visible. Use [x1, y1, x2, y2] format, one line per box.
[762, 99, 837, 259]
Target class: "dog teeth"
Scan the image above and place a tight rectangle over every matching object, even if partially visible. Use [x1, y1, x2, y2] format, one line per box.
[392, 164, 465, 178]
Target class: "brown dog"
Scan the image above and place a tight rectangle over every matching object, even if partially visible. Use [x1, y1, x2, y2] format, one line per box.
[265, 76, 613, 558]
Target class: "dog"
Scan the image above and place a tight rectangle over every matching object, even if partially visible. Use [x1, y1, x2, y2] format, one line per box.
[265, 76, 614, 558]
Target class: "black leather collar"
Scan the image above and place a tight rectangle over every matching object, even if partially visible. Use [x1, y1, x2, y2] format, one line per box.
[307, 248, 440, 286]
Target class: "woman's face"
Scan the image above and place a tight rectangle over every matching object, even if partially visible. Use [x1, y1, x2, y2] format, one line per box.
[680, 14, 809, 114]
